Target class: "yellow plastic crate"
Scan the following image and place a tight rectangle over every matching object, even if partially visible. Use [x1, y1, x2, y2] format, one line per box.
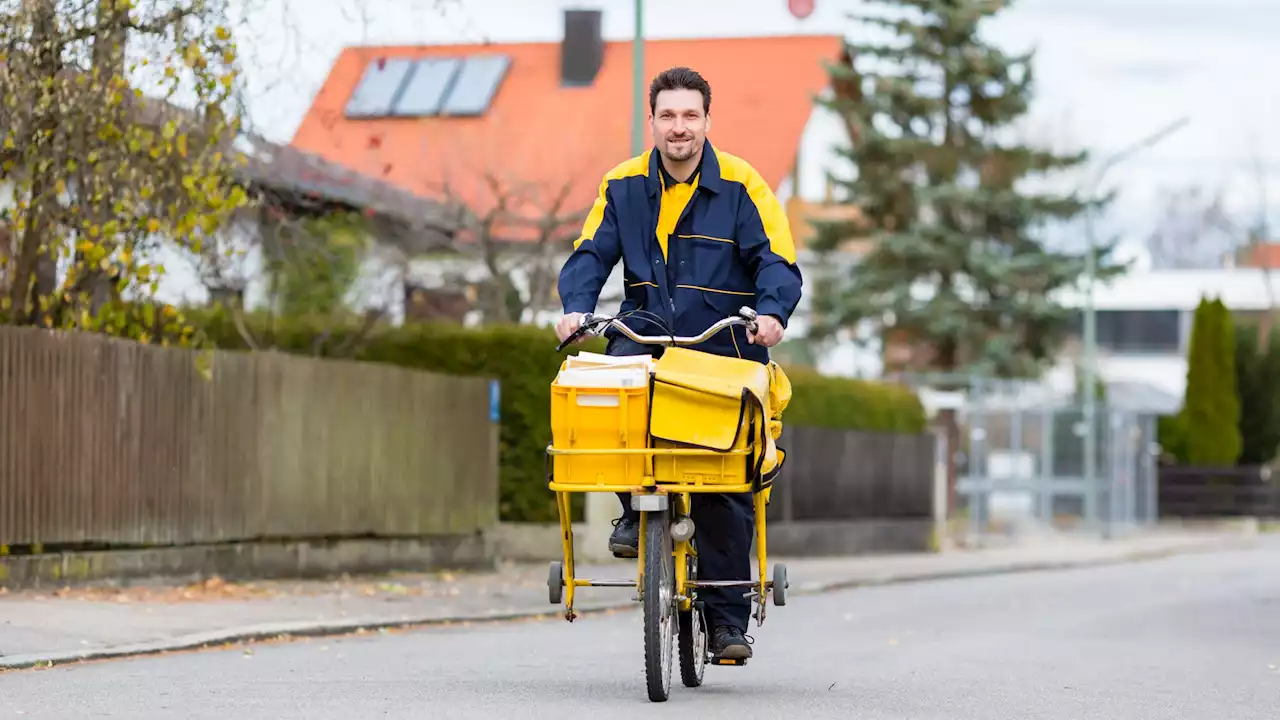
[549, 381, 650, 486]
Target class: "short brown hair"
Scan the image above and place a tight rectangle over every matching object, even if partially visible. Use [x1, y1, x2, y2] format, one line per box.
[648, 67, 711, 115]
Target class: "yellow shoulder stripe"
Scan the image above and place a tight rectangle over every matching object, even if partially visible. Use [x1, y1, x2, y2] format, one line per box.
[715, 150, 797, 264]
[574, 150, 651, 250]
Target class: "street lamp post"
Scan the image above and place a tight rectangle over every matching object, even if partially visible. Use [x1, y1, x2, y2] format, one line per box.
[632, 0, 645, 155]
[1081, 116, 1190, 533]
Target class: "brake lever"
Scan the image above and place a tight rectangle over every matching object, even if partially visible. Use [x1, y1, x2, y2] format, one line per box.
[738, 306, 759, 335]
[556, 328, 590, 353]
[554, 314, 601, 353]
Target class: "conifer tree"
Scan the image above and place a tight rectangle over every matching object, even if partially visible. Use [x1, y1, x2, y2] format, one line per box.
[809, 0, 1126, 377]
[1181, 297, 1241, 465]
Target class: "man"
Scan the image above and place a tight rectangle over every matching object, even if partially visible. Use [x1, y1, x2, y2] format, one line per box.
[554, 67, 803, 661]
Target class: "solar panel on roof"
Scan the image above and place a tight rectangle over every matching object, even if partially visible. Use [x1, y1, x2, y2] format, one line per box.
[440, 55, 510, 116]
[344, 58, 415, 118]
[390, 58, 463, 117]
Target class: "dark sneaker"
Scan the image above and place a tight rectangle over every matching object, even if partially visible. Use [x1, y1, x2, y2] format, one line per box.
[608, 516, 639, 558]
[710, 625, 753, 660]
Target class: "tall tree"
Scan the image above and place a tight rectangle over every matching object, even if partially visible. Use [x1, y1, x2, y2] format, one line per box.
[0, 0, 248, 343]
[1234, 323, 1280, 465]
[1144, 184, 1241, 270]
[1180, 297, 1241, 466]
[809, 0, 1125, 378]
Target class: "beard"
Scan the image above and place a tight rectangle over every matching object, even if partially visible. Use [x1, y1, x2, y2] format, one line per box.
[661, 136, 698, 161]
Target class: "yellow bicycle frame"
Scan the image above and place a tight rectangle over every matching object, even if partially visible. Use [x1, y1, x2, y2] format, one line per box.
[547, 445, 770, 622]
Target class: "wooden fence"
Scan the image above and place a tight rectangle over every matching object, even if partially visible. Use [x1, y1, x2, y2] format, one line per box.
[1157, 464, 1279, 518]
[766, 425, 937, 523]
[0, 326, 499, 548]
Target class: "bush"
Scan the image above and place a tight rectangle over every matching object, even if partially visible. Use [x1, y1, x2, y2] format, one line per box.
[1180, 297, 1241, 465]
[1235, 324, 1280, 465]
[191, 309, 927, 522]
[781, 366, 926, 433]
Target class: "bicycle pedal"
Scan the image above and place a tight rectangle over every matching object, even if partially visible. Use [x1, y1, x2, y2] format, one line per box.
[711, 657, 747, 667]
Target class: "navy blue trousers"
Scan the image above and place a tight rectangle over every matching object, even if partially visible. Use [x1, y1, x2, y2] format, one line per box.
[605, 333, 755, 632]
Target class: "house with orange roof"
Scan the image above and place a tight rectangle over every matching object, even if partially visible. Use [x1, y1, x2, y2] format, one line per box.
[1239, 242, 1280, 270]
[288, 8, 874, 329]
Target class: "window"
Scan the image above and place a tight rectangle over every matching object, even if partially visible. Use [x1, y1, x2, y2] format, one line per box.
[346, 54, 511, 119]
[391, 58, 462, 117]
[344, 58, 415, 118]
[1068, 309, 1182, 353]
[440, 55, 511, 116]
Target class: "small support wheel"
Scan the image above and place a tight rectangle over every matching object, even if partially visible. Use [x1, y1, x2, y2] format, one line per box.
[548, 561, 564, 605]
[772, 563, 788, 607]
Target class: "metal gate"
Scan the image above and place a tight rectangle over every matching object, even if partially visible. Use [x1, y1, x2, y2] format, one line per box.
[885, 369, 1162, 543]
[952, 376, 1160, 541]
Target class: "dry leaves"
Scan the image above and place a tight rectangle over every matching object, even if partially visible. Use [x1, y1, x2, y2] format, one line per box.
[11, 568, 490, 604]
[45, 575, 281, 603]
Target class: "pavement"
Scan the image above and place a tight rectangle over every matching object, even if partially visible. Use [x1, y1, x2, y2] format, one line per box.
[0, 531, 1277, 718]
[0, 525, 1259, 672]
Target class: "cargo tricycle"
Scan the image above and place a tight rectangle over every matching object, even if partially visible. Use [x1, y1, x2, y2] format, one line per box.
[545, 306, 791, 703]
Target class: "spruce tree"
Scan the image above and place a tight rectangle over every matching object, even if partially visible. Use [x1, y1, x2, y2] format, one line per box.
[809, 0, 1126, 377]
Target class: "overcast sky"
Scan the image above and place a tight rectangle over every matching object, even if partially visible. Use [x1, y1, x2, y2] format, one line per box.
[224, 0, 1278, 260]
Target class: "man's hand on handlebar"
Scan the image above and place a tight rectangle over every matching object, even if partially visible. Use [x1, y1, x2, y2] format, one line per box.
[747, 314, 784, 347]
[555, 312, 589, 345]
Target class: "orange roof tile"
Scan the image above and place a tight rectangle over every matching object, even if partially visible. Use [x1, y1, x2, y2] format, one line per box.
[290, 35, 843, 244]
[1246, 243, 1280, 270]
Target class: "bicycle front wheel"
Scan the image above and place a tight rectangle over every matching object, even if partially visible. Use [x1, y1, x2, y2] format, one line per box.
[642, 508, 675, 702]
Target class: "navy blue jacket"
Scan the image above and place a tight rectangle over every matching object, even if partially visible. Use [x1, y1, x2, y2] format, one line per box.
[557, 141, 803, 364]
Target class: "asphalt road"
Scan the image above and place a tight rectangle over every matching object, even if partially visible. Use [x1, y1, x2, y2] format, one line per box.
[3, 539, 1279, 719]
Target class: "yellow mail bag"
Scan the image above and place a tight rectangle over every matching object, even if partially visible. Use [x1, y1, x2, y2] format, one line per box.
[648, 347, 790, 492]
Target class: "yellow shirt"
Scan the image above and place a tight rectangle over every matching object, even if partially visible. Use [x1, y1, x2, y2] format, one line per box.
[654, 167, 699, 260]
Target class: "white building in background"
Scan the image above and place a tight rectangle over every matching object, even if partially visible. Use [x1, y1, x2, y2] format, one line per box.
[1045, 267, 1280, 413]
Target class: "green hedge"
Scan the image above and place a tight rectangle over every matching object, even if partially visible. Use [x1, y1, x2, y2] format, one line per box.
[782, 366, 927, 433]
[189, 309, 926, 522]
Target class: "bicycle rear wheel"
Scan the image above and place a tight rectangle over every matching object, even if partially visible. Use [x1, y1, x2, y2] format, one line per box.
[643, 509, 675, 702]
[678, 546, 706, 687]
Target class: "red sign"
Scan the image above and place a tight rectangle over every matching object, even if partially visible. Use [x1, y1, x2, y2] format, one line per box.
[788, 0, 814, 19]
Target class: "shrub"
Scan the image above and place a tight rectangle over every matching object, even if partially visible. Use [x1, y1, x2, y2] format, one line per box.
[1180, 297, 1241, 465]
[1235, 324, 1280, 465]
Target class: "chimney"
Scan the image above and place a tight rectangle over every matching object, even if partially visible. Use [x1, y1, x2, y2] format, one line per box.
[561, 9, 603, 87]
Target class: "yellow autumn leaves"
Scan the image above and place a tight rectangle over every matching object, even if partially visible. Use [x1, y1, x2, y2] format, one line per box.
[0, 6, 250, 349]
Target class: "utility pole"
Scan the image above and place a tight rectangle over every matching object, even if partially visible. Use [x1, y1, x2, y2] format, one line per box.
[1081, 116, 1190, 531]
[632, 0, 645, 155]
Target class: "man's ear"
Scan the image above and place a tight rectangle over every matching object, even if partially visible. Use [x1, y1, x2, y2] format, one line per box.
[705, 113, 712, 134]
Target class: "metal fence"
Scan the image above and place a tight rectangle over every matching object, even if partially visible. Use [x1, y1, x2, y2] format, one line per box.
[936, 376, 1161, 539]
[0, 326, 499, 548]
[766, 425, 937, 522]
[1157, 465, 1279, 518]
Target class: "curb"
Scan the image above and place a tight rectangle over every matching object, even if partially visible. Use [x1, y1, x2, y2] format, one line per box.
[793, 537, 1260, 596]
[0, 536, 1258, 672]
[0, 601, 636, 672]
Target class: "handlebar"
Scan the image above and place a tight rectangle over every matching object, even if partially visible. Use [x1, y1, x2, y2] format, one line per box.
[555, 306, 759, 352]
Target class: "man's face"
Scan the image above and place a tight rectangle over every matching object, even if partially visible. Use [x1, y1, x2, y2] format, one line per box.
[650, 88, 710, 163]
